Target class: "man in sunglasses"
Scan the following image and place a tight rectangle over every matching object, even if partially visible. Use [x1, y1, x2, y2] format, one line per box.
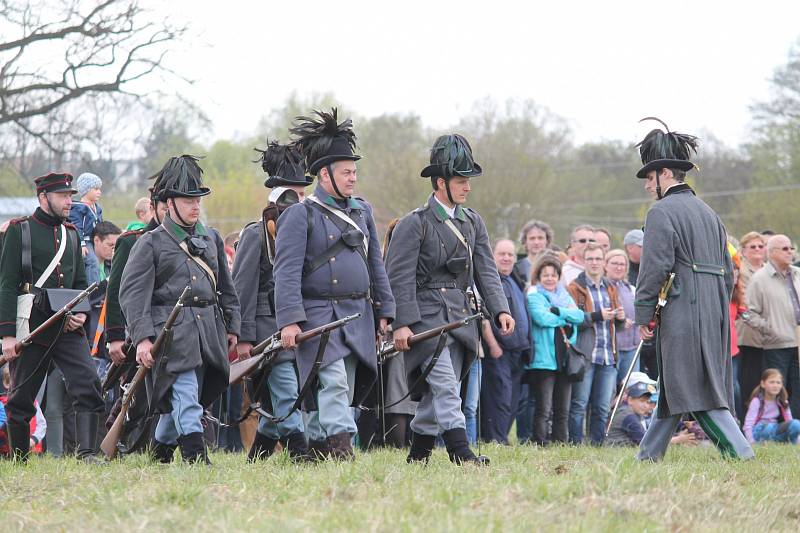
[562, 224, 596, 287]
[743, 234, 800, 415]
[633, 118, 753, 461]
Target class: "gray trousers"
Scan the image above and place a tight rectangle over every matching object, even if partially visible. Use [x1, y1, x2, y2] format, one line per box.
[304, 356, 357, 440]
[637, 408, 755, 461]
[410, 344, 466, 436]
[256, 360, 305, 439]
[155, 368, 205, 444]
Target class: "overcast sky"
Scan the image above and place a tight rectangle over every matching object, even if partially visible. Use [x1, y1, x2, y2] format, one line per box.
[155, 0, 800, 148]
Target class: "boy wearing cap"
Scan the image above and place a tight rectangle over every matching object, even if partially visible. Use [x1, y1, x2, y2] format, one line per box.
[69, 172, 104, 284]
[605, 373, 658, 446]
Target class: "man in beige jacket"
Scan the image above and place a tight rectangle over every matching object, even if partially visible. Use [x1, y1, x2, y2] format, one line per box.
[743, 234, 800, 414]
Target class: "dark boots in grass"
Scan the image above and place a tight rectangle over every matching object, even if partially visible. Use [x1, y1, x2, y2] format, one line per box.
[406, 432, 436, 464]
[75, 412, 107, 465]
[442, 428, 489, 466]
[151, 441, 178, 463]
[281, 432, 312, 462]
[326, 432, 355, 461]
[178, 432, 210, 465]
[247, 432, 279, 462]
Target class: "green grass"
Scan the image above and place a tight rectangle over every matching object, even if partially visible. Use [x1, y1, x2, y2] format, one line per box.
[2, 443, 799, 532]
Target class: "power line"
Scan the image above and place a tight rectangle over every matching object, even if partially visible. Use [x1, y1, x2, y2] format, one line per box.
[562, 182, 800, 209]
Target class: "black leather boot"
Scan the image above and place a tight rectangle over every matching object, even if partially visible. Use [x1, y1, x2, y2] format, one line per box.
[151, 441, 178, 464]
[8, 421, 31, 463]
[247, 432, 279, 462]
[282, 432, 311, 462]
[406, 432, 436, 464]
[307, 438, 329, 461]
[442, 428, 489, 466]
[76, 412, 106, 465]
[178, 432, 210, 465]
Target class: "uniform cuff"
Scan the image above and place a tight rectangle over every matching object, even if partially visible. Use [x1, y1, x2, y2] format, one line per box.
[393, 302, 421, 329]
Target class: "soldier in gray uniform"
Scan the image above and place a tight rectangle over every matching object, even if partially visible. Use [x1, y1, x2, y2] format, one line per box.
[274, 109, 395, 460]
[232, 141, 311, 461]
[632, 119, 753, 461]
[120, 155, 241, 464]
[384, 134, 515, 465]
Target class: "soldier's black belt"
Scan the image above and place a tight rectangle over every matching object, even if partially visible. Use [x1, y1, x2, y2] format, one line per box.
[184, 300, 214, 308]
[155, 299, 214, 308]
[419, 281, 464, 290]
[301, 291, 368, 301]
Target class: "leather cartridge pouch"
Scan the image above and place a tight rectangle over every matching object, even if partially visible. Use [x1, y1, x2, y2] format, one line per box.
[445, 256, 468, 275]
[35, 288, 91, 314]
[341, 228, 365, 249]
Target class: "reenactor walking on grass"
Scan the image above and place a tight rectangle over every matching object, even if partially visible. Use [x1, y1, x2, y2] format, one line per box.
[274, 108, 395, 460]
[103, 180, 169, 455]
[384, 134, 514, 466]
[232, 141, 312, 461]
[120, 155, 240, 464]
[0, 173, 105, 463]
[632, 119, 754, 461]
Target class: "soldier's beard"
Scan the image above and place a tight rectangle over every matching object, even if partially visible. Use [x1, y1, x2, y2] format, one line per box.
[44, 195, 68, 222]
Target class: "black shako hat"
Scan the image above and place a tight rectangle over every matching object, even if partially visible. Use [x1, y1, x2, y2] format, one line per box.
[151, 154, 211, 199]
[420, 134, 483, 178]
[254, 140, 313, 188]
[635, 117, 698, 179]
[290, 108, 361, 175]
[35, 172, 78, 194]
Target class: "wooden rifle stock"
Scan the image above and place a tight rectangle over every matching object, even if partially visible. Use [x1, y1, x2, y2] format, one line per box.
[100, 286, 191, 459]
[228, 313, 362, 385]
[379, 312, 483, 361]
[0, 282, 100, 365]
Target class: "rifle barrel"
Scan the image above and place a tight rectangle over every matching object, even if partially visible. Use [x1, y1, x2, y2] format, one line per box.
[380, 313, 482, 358]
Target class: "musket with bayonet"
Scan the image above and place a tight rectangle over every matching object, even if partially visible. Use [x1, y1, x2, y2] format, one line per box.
[229, 313, 362, 385]
[0, 281, 100, 365]
[100, 286, 191, 459]
[606, 272, 675, 437]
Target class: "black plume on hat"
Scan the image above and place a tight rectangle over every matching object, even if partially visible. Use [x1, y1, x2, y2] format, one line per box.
[635, 117, 698, 179]
[290, 108, 361, 174]
[152, 154, 210, 198]
[254, 140, 313, 188]
[420, 134, 483, 178]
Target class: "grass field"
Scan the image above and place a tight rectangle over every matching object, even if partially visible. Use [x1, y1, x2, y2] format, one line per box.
[2, 443, 799, 532]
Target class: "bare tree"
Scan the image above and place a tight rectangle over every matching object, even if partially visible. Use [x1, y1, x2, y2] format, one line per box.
[0, 0, 186, 160]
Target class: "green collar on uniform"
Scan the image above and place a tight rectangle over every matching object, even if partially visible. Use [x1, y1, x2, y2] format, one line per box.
[314, 184, 362, 210]
[163, 215, 207, 241]
[429, 194, 467, 222]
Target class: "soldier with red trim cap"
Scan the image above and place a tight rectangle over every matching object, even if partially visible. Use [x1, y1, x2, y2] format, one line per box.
[0, 172, 105, 463]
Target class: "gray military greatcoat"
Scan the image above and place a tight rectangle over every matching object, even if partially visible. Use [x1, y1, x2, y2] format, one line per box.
[231, 221, 296, 366]
[385, 195, 509, 390]
[273, 185, 395, 400]
[634, 183, 734, 417]
[120, 215, 241, 412]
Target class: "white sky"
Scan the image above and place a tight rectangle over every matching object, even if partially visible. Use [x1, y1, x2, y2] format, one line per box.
[154, 0, 800, 147]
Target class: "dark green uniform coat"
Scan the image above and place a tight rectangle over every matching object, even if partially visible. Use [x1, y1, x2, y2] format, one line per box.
[105, 218, 159, 343]
[0, 208, 86, 345]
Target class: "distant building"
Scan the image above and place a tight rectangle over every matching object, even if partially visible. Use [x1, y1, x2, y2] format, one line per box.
[0, 197, 39, 223]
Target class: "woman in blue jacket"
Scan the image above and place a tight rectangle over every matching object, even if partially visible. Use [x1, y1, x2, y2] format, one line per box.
[526, 254, 584, 445]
